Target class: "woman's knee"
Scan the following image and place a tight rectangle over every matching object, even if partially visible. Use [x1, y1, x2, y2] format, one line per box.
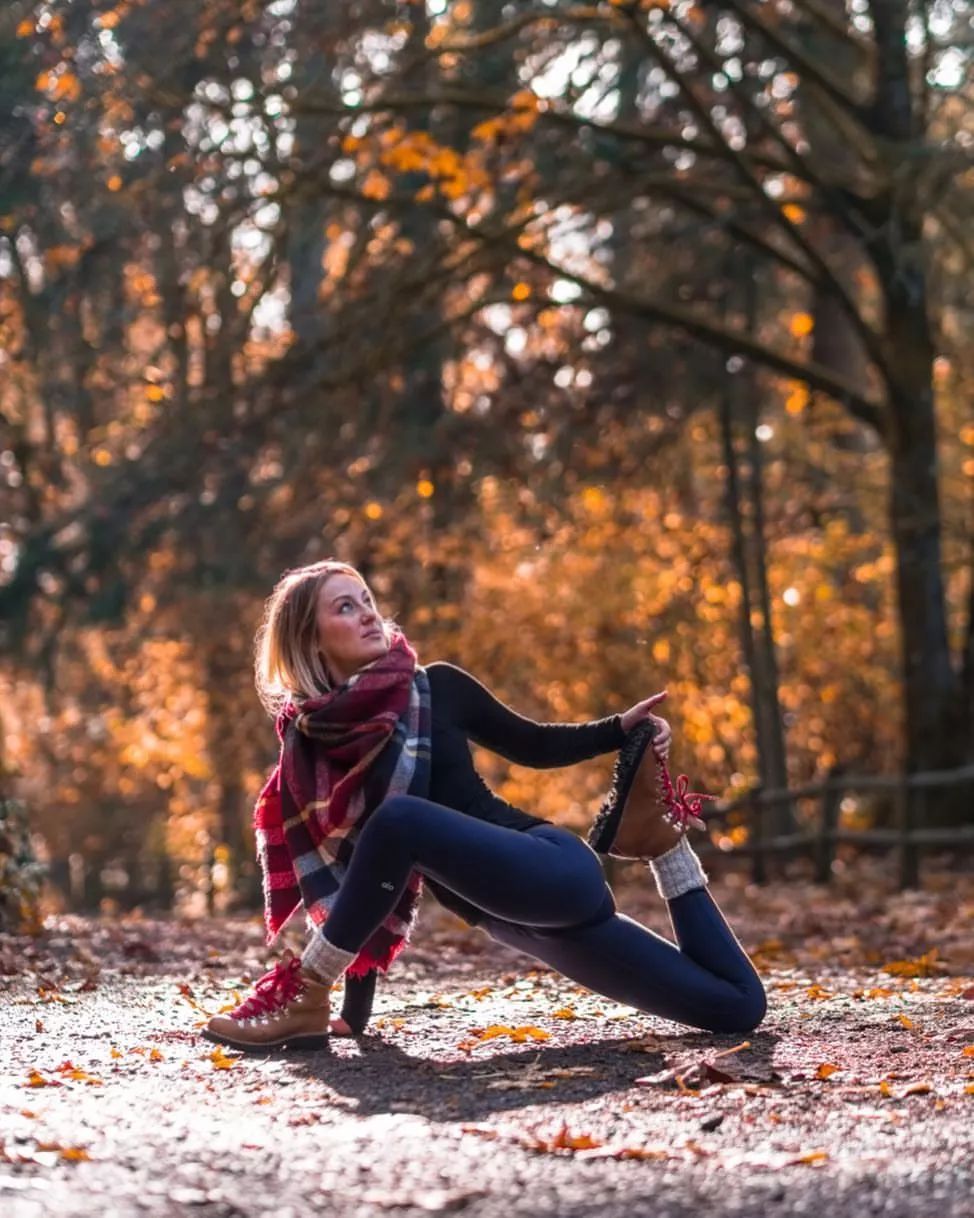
[363, 794, 425, 842]
[705, 983, 767, 1035]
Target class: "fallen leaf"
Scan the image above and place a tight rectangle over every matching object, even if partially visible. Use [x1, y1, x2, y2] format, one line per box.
[63, 1069, 103, 1085]
[208, 1046, 239, 1070]
[552, 1007, 577, 1020]
[578, 1145, 671, 1161]
[25, 1071, 59, 1088]
[816, 1063, 841, 1079]
[961, 1046, 974, 1058]
[545, 1125, 601, 1151]
[897, 1014, 915, 1030]
[789, 1150, 829, 1165]
[466, 1024, 551, 1046]
[882, 950, 943, 978]
[621, 1036, 662, 1054]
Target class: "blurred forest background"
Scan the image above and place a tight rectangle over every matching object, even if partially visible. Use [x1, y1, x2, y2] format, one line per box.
[1, 0, 972, 922]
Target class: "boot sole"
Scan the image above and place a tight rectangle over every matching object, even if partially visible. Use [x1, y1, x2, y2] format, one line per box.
[200, 1027, 329, 1053]
[587, 720, 656, 855]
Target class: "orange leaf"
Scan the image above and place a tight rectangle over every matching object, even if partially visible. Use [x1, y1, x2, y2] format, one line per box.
[208, 1046, 239, 1070]
[60, 1147, 91, 1162]
[26, 1071, 57, 1088]
[789, 312, 814, 338]
[816, 1063, 841, 1079]
[361, 169, 391, 201]
[962, 1046, 974, 1057]
[550, 1125, 601, 1151]
[149, 1048, 164, 1062]
[552, 1008, 577, 1021]
[882, 950, 942, 978]
[471, 1024, 550, 1045]
[61, 1068, 103, 1085]
[789, 1150, 829, 1165]
[897, 1014, 914, 1030]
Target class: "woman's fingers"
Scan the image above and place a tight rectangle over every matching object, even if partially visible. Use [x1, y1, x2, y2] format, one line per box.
[620, 693, 669, 734]
[649, 713, 671, 753]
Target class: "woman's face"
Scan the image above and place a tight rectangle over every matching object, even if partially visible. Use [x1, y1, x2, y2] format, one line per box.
[315, 573, 389, 686]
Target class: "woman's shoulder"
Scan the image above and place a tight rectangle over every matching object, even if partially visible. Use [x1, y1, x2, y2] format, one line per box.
[424, 660, 469, 685]
[423, 661, 479, 703]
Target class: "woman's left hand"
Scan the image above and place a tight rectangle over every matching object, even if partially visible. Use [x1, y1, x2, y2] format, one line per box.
[620, 691, 672, 761]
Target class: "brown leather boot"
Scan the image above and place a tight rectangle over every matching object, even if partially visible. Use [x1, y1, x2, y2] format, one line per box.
[202, 951, 331, 1052]
[588, 721, 686, 860]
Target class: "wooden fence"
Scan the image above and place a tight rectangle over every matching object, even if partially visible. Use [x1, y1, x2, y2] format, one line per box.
[694, 761, 974, 887]
[43, 764, 974, 911]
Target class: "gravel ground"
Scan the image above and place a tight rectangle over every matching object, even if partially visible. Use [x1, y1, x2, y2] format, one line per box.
[2, 866, 973, 1218]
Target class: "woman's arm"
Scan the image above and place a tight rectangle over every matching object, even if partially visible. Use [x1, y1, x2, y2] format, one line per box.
[430, 662, 627, 768]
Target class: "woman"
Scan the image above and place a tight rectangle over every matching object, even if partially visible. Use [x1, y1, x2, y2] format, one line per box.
[203, 560, 766, 1051]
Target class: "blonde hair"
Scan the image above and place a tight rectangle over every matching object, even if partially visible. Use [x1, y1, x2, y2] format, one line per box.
[254, 560, 391, 714]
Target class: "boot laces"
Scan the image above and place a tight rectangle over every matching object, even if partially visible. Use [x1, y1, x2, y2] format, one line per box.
[230, 952, 305, 1020]
[656, 756, 716, 832]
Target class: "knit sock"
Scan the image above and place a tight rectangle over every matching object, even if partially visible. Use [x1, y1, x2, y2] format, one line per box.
[301, 934, 356, 986]
[649, 835, 708, 900]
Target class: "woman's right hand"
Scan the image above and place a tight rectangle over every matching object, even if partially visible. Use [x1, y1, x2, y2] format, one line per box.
[620, 692, 672, 761]
[330, 1015, 354, 1036]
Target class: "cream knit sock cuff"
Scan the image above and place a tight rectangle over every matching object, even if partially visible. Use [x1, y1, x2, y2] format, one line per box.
[649, 835, 708, 900]
[301, 934, 356, 986]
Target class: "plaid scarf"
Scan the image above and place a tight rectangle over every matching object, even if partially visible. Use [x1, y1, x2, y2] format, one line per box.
[253, 630, 432, 978]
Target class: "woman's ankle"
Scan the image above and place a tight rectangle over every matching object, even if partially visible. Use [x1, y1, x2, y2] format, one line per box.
[648, 836, 708, 900]
[301, 934, 356, 986]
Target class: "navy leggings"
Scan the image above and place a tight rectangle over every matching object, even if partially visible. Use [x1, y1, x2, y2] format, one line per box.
[324, 795, 766, 1035]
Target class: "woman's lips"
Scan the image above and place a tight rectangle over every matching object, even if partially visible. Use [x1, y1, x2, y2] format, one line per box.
[363, 630, 383, 639]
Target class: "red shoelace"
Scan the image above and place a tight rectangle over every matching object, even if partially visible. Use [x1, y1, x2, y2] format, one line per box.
[230, 953, 305, 1020]
[655, 756, 716, 832]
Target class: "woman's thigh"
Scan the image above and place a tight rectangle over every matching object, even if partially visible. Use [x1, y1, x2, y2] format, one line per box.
[351, 796, 612, 929]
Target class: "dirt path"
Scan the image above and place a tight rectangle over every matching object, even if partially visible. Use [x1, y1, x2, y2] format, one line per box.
[2, 868, 973, 1217]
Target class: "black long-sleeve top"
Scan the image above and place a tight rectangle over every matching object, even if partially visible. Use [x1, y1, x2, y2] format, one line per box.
[339, 661, 627, 1031]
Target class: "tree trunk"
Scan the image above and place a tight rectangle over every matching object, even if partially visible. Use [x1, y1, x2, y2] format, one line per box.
[864, 0, 967, 797]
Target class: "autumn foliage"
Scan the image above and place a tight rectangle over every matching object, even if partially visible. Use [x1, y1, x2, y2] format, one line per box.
[0, 0, 972, 910]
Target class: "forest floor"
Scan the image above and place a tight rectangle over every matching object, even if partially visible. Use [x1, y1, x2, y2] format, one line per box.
[1, 859, 973, 1218]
